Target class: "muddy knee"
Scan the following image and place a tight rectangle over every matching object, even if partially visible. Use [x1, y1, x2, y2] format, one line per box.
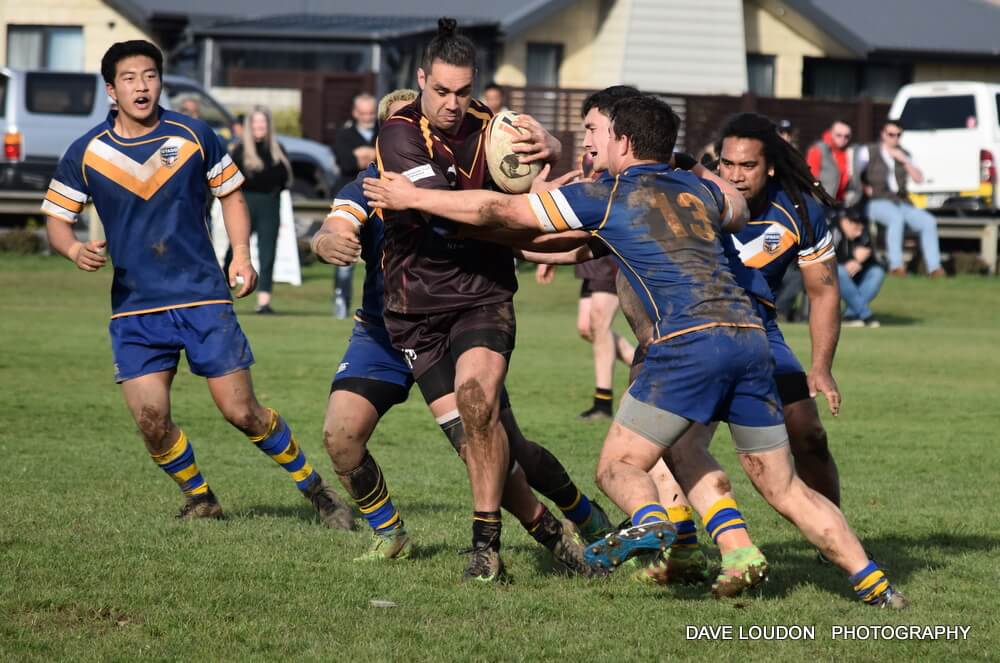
[136, 405, 172, 446]
[456, 379, 493, 437]
[323, 424, 367, 470]
[223, 401, 268, 435]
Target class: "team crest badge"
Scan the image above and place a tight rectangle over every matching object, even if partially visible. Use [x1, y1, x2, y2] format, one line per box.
[159, 145, 179, 167]
[763, 229, 783, 254]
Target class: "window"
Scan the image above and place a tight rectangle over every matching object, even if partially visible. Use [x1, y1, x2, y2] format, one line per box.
[526, 43, 562, 87]
[6, 26, 83, 71]
[25, 72, 95, 115]
[899, 95, 977, 131]
[163, 83, 232, 133]
[0, 74, 7, 118]
[746, 54, 775, 97]
[802, 58, 911, 100]
[995, 94, 1000, 127]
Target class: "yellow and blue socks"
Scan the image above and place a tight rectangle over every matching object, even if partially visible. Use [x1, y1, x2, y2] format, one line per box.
[248, 409, 317, 492]
[631, 502, 670, 527]
[592, 388, 613, 415]
[151, 430, 209, 497]
[851, 561, 892, 605]
[551, 483, 595, 527]
[705, 497, 747, 544]
[339, 451, 402, 534]
[668, 505, 700, 550]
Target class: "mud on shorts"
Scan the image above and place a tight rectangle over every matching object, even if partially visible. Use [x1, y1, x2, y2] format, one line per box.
[616, 326, 788, 454]
[383, 301, 516, 399]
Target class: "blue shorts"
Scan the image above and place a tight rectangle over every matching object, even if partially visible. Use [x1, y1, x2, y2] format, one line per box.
[628, 326, 783, 428]
[109, 304, 254, 383]
[332, 321, 414, 391]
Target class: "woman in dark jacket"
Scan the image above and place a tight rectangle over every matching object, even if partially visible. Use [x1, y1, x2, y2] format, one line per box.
[231, 106, 292, 314]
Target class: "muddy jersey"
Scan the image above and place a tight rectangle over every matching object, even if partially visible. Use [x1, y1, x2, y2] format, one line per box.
[527, 163, 761, 343]
[374, 98, 517, 314]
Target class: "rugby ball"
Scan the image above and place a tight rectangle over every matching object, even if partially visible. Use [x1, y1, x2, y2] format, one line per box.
[485, 110, 544, 194]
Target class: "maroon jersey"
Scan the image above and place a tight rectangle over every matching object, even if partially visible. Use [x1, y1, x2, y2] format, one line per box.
[375, 98, 517, 314]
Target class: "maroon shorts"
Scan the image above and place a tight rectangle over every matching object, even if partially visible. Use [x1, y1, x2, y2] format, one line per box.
[383, 301, 516, 383]
[575, 255, 618, 297]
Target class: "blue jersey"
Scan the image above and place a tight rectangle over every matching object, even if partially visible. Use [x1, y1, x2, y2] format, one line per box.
[528, 163, 761, 343]
[326, 164, 385, 326]
[732, 183, 835, 301]
[43, 108, 244, 318]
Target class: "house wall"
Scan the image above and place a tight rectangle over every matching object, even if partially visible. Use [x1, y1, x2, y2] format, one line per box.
[621, 0, 747, 94]
[744, 0, 830, 98]
[1, 0, 151, 71]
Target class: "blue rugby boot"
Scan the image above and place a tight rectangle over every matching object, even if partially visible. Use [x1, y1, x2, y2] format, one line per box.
[584, 520, 676, 571]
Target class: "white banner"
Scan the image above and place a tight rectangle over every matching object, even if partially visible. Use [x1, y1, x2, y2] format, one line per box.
[211, 190, 301, 286]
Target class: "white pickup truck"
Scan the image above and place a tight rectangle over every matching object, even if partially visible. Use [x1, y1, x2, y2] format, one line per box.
[889, 81, 1000, 213]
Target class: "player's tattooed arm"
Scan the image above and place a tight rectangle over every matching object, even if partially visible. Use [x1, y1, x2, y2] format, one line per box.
[802, 257, 842, 416]
[46, 216, 107, 271]
[219, 190, 258, 298]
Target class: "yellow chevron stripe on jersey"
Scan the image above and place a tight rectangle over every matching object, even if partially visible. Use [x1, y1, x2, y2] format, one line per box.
[84, 137, 201, 200]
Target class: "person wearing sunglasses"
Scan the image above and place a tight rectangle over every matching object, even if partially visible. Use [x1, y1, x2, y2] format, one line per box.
[853, 119, 944, 277]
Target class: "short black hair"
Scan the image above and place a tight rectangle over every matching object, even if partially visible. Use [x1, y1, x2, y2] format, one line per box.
[101, 40, 163, 85]
[884, 118, 903, 129]
[581, 85, 641, 118]
[421, 18, 477, 73]
[484, 82, 504, 94]
[607, 95, 679, 162]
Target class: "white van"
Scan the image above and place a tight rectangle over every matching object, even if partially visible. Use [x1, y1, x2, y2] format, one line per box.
[888, 81, 1000, 212]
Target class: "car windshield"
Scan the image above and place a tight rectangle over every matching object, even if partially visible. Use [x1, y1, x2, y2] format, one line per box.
[164, 83, 232, 138]
[899, 95, 977, 131]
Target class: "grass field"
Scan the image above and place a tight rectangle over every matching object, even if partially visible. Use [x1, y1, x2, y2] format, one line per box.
[1, 255, 999, 662]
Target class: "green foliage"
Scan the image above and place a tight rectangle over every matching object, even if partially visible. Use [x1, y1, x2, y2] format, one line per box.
[1, 257, 998, 661]
[272, 109, 302, 137]
[0, 228, 44, 254]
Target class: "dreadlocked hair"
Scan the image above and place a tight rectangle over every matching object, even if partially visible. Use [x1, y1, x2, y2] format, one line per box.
[715, 112, 836, 245]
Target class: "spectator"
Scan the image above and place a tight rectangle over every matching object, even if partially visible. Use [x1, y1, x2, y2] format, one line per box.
[483, 82, 507, 114]
[854, 119, 945, 278]
[231, 106, 292, 314]
[832, 207, 885, 327]
[178, 97, 200, 119]
[331, 93, 377, 318]
[807, 119, 855, 204]
[776, 119, 797, 148]
[228, 113, 245, 150]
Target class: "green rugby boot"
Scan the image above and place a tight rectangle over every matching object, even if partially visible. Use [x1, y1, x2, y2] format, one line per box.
[354, 525, 411, 562]
[712, 545, 768, 598]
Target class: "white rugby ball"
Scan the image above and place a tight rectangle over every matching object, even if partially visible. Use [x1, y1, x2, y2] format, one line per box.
[485, 110, 544, 194]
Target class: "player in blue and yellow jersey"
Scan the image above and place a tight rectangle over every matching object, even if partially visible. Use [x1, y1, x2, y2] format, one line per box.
[364, 95, 907, 608]
[716, 112, 844, 510]
[308, 89, 608, 571]
[43, 40, 352, 527]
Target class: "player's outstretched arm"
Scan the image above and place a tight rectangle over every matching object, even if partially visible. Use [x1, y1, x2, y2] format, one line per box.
[518, 244, 595, 265]
[46, 216, 107, 271]
[219, 190, 257, 298]
[801, 258, 842, 416]
[364, 173, 538, 231]
[312, 216, 362, 266]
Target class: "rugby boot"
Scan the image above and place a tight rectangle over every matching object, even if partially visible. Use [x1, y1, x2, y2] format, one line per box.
[625, 551, 670, 585]
[577, 403, 612, 421]
[529, 510, 605, 577]
[577, 500, 614, 544]
[303, 475, 355, 530]
[463, 545, 508, 584]
[667, 545, 711, 584]
[584, 520, 676, 571]
[872, 586, 909, 610]
[177, 489, 223, 520]
[712, 545, 769, 598]
[354, 525, 411, 562]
